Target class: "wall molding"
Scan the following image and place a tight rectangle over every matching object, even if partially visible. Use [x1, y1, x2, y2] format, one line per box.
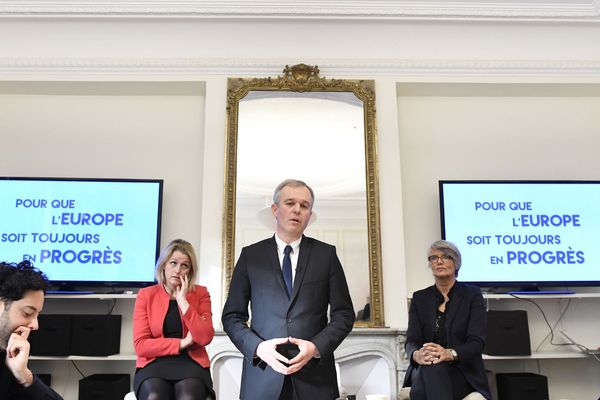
[0, 0, 599, 20]
[2, 58, 600, 80]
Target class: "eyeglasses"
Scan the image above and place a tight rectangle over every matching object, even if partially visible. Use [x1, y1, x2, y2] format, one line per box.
[428, 255, 453, 263]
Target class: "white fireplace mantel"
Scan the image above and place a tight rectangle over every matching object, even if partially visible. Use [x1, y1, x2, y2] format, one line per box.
[207, 328, 406, 400]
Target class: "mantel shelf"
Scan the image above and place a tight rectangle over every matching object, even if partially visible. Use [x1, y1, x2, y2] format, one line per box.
[31, 353, 137, 361]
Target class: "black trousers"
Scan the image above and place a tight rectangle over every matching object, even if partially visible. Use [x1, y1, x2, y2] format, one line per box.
[409, 363, 473, 400]
[279, 375, 298, 400]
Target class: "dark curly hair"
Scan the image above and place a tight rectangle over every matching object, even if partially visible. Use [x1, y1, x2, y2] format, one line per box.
[0, 260, 48, 304]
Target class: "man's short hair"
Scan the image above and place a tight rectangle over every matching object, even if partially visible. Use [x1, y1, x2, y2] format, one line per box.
[0, 261, 48, 303]
[272, 179, 315, 207]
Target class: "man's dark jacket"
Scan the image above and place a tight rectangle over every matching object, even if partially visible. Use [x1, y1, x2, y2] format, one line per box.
[222, 235, 355, 400]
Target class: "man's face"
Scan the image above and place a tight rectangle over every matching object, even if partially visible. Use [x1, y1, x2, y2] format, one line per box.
[272, 185, 313, 242]
[0, 290, 44, 350]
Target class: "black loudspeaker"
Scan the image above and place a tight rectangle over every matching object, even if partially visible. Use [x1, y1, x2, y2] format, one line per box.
[29, 314, 72, 356]
[70, 315, 121, 356]
[484, 310, 531, 356]
[79, 374, 130, 400]
[496, 372, 549, 400]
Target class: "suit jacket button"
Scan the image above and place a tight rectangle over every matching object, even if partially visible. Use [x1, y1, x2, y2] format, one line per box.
[287, 318, 292, 324]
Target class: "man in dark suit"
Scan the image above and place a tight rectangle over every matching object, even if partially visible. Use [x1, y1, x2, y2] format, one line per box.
[222, 179, 355, 400]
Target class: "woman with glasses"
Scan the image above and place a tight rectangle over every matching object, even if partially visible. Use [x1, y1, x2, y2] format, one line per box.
[401, 240, 491, 400]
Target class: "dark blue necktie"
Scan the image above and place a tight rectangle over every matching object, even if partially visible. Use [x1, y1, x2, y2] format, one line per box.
[282, 245, 293, 297]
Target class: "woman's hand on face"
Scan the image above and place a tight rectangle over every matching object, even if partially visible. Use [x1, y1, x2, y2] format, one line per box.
[174, 274, 191, 314]
[175, 274, 189, 302]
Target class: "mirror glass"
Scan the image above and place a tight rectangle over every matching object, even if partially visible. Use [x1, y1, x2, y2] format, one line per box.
[223, 64, 384, 327]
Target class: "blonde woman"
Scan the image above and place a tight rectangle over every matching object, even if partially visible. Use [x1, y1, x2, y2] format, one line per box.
[133, 239, 215, 400]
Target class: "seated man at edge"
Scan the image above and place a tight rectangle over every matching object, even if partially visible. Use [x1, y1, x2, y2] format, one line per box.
[0, 260, 64, 400]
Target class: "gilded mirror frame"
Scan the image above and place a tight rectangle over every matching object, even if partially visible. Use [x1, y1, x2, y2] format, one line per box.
[222, 64, 384, 327]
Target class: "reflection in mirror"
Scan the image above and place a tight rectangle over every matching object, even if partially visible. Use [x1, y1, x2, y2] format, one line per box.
[223, 64, 384, 327]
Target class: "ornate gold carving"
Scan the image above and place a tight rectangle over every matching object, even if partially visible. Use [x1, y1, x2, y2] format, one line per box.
[223, 64, 384, 327]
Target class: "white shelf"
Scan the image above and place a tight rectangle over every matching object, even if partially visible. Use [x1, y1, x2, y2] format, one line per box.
[482, 293, 600, 300]
[483, 351, 590, 360]
[46, 293, 137, 300]
[31, 353, 136, 361]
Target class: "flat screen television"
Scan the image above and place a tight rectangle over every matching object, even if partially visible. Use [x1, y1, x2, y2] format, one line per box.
[439, 180, 600, 290]
[0, 177, 163, 291]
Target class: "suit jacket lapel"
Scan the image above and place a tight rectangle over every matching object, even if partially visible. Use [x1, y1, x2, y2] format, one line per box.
[445, 283, 463, 331]
[264, 236, 289, 298]
[290, 235, 312, 301]
[425, 286, 438, 340]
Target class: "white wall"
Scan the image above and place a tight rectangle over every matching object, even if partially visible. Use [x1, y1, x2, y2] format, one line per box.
[397, 83, 600, 293]
[3, 18, 600, 63]
[3, 15, 600, 328]
[0, 81, 219, 301]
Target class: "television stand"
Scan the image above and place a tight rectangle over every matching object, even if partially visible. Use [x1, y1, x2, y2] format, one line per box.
[483, 286, 576, 295]
[507, 287, 576, 295]
[508, 290, 575, 295]
[47, 284, 131, 295]
[47, 290, 96, 295]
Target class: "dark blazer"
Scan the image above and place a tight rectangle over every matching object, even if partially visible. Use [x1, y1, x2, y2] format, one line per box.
[222, 235, 355, 400]
[403, 282, 491, 400]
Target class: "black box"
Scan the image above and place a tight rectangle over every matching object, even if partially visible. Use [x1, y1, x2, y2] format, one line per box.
[70, 315, 121, 356]
[29, 314, 72, 356]
[496, 372, 549, 400]
[79, 374, 130, 400]
[485, 310, 531, 356]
